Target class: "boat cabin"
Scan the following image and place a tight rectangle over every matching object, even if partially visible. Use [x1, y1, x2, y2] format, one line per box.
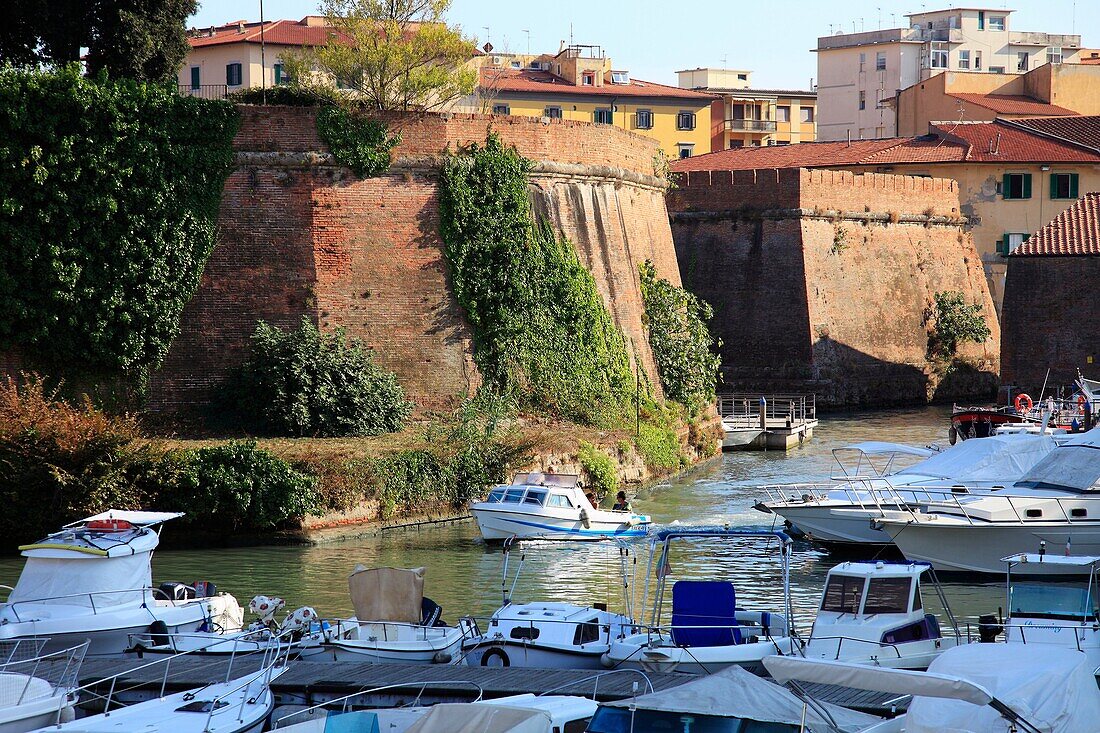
[488, 602, 610, 648]
[484, 473, 592, 511]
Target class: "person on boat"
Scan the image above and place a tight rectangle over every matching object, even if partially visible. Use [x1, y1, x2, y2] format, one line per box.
[612, 491, 632, 512]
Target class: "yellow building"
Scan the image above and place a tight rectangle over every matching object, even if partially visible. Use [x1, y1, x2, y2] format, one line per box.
[478, 46, 717, 159]
[675, 68, 817, 148]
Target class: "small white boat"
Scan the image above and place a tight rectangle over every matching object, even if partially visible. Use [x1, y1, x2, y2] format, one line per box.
[0, 511, 242, 657]
[0, 640, 87, 733]
[318, 566, 470, 663]
[805, 561, 959, 669]
[602, 527, 800, 675]
[470, 473, 650, 541]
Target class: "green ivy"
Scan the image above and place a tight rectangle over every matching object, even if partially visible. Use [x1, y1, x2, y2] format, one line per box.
[438, 134, 637, 426]
[931, 290, 991, 357]
[316, 105, 400, 177]
[0, 66, 239, 378]
[636, 421, 683, 471]
[639, 260, 721, 412]
[578, 442, 619, 497]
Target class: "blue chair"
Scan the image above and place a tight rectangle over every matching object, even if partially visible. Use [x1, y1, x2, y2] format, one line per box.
[670, 580, 742, 647]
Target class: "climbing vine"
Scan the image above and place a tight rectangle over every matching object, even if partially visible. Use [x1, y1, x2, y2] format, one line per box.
[0, 65, 239, 378]
[438, 134, 637, 426]
[639, 260, 721, 412]
[316, 105, 400, 177]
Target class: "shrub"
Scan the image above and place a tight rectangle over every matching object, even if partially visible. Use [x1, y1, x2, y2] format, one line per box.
[931, 291, 991, 357]
[635, 422, 683, 472]
[316, 106, 400, 178]
[228, 317, 413, 437]
[578, 442, 619, 497]
[227, 86, 340, 106]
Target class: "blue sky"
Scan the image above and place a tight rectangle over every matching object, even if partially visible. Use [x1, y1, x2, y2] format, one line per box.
[191, 0, 1098, 89]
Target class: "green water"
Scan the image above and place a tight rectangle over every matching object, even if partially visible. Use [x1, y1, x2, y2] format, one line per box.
[0, 406, 1006, 628]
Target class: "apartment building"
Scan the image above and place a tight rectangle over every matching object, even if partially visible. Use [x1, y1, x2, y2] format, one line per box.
[675, 68, 816, 149]
[815, 8, 1082, 141]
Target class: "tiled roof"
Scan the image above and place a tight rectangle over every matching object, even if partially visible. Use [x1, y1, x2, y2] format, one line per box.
[1015, 193, 1100, 256]
[188, 18, 344, 48]
[948, 93, 1078, 116]
[481, 68, 717, 101]
[704, 88, 818, 98]
[1002, 116, 1100, 152]
[670, 137, 967, 171]
[933, 121, 1100, 163]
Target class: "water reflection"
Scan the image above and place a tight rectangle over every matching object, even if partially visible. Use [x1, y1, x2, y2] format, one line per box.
[0, 406, 1005, 629]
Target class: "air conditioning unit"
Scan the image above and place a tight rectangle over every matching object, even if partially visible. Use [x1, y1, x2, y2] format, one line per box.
[491, 56, 502, 66]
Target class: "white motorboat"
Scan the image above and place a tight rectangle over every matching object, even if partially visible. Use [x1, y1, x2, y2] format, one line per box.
[470, 472, 650, 541]
[755, 434, 1059, 546]
[805, 561, 959, 670]
[0, 511, 242, 656]
[0, 640, 87, 733]
[875, 427, 1100, 573]
[602, 527, 800, 675]
[766, 643, 1100, 733]
[317, 566, 471, 663]
[463, 538, 640, 669]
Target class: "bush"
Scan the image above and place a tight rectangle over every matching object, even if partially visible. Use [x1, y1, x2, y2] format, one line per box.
[931, 291, 991, 357]
[635, 422, 683, 471]
[227, 86, 340, 106]
[316, 106, 400, 178]
[228, 317, 413, 437]
[578, 442, 618, 497]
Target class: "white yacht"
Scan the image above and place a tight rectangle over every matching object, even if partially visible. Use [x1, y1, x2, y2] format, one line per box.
[470, 472, 650, 541]
[805, 561, 959, 669]
[0, 511, 242, 656]
[755, 434, 1059, 546]
[0, 640, 86, 733]
[601, 527, 799, 675]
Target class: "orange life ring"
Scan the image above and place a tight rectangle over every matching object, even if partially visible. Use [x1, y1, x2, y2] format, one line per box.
[85, 519, 133, 532]
[1014, 393, 1034, 413]
[1078, 394, 1088, 409]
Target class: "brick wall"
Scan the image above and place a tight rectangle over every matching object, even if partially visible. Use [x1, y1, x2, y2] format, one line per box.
[670, 167, 999, 406]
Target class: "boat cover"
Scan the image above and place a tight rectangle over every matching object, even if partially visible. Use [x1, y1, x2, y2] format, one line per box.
[603, 663, 879, 732]
[841, 442, 936, 458]
[1014, 427, 1100, 492]
[72, 510, 184, 527]
[348, 566, 424, 624]
[404, 703, 551, 733]
[8, 554, 150, 607]
[894, 433, 1056, 483]
[905, 644, 1100, 733]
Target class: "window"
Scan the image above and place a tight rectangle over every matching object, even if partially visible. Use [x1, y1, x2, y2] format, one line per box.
[978, 10, 985, 30]
[492, 103, 510, 115]
[593, 108, 613, 125]
[729, 139, 744, 148]
[677, 144, 694, 159]
[572, 621, 601, 645]
[998, 233, 1029, 255]
[225, 62, 242, 87]
[822, 575, 863, 613]
[1017, 52, 1029, 72]
[547, 494, 573, 508]
[1001, 173, 1032, 200]
[858, 91, 866, 111]
[634, 109, 653, 129]
[544, 106, 562, 120]
[502, 489, 525, 503]
[189, 66, 200, 90]
[581, 72, 595, 86]
[989, 15, 1005, 31]
[800, 107, 814, 123]
[876, 52, 886, 71]
[273, 63, 286, 85]
[1010, 583, 1096, 620]
[776, 105, 790, 122]
[1050, 172, 1079, 200]
[487, 488, 506, 503]
[958, 50, 971, 69]
[859, 52, 866, 71]
[737, 73, 748, 80]
[510, 626, 539, 640]
[509, 60, 521, 69]
[863, 578, 912, 614]
[523, 488, 547, 505]
[1048, 47, 1064, 64]
[990, 66, 1005, 74]
[611, 71, 629, 84]
[676, 111, 696, 130]
[974, 50, 983, 70]
[931, 43, 948, 69]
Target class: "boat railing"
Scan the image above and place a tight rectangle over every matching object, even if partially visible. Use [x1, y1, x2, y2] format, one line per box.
[962, 621, 1098, 653]
[805, 635, 917, 661]
[195, 637, 291, 733]
[126, 628, 283, 654]
[0, 586, 196, 622]
[271, 680, 486, 729]
[537, 668, 655, 698]
[457, 613, 638, 657]
[756, 479, 976, 516]
[0, 640, 88, 711]
[896, 491, 1100, 527]
[323, 616, 480, 644]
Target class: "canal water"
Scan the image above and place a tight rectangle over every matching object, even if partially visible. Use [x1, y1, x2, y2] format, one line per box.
[0, 406, 1007, 631]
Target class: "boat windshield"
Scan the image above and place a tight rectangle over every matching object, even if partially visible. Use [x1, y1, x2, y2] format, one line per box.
[863, 577, 913, 614]
[487, 489, 506, 502]
[588, 707, 799, 733]
[821, 575, 864, 613]
[1010, 583, 1098, 620]
[522, 489, 547, 506]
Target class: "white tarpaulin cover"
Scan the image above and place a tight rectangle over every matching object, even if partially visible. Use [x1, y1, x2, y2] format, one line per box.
[7, 554, 150, 608]
[348, 566, 424, 624]
[605, 663, 879, 732]
[1015, 427, 1100, 492]
[842, 442, 937, 458]
[906, 644, 1100, 733]
[404, 703, 551, 733]
[894, 433, 1057, 483]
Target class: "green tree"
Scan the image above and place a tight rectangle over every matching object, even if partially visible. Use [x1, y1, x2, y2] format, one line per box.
[931, 290, 991, 357]
[287, 0, 477, 111]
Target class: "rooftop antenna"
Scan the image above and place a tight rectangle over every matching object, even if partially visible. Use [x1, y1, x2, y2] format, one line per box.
[721, 54, 728, 67]
[259, 0, 266, 105]
[569, 22, 573, 47]
[877, 7, 882, 29]
[522, 28, 530, 55]
[483, 26, 490, 45]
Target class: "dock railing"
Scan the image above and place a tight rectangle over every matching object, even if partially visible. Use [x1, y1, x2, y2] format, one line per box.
[717, 393, 816, 429]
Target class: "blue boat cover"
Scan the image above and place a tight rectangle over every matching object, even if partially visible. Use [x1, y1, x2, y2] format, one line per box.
[670, 580, 742, 647]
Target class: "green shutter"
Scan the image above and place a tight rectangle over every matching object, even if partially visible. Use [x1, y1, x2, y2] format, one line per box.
[1022, 173, 1032, 199]
[1050, 173, 1058, 199]
[1002, 173, 1011, 198]
[1070, 173, 1079, 199]
[997, 234, 1007, 256]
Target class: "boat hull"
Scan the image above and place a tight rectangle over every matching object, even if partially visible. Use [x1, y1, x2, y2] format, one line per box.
[319, 624, 465, 664]
[471, 507, 649, 541]
[768, 505, 894, 546]
[462, 641, 606, 670]
[603, 635, 798, 676]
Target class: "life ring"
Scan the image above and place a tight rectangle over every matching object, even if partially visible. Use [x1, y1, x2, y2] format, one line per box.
[85, 518, 133, 532]
[480, 647, 510, 667]
[1078, 394, 1088, 409]
[1014, 393, 1034, 413]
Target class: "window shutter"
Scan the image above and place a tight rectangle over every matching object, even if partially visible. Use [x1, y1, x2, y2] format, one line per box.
[997, 235, 1007, 256]
[1050, 174, 1058, 199]
[1022, 173, 1032, 199]
[1070, 173, 1079, 199]
[1002, 173, 1011, 198]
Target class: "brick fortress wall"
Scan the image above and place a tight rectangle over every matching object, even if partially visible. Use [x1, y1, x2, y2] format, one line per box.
[148, 106, 679, 412]
[667, 168, 1000, 406]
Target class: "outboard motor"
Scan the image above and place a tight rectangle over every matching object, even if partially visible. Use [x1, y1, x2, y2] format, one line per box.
[159, 582, 196, 601]
[977, 613, 1003, 643]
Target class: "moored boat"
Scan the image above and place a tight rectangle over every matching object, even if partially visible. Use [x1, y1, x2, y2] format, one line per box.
[0, 640, 87, 733]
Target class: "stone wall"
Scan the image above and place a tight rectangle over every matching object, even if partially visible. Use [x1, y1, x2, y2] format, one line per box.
[668, 168, 1000, 406]
[148, 106, 677, 413]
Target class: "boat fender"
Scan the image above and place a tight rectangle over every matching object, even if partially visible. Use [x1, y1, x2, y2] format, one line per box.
[579, 508, 591, 529]
[432, 650, 452, 664]
[480, 647, 510, 667]
[59, 706, 76, 724]
[1014, 393, 1034, 413]
[148, 619, 170, 647]
[948, 425, 957, 445]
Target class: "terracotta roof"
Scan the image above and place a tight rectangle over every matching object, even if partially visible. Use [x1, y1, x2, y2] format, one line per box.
[948, 93, 1078, 116]
[670, 137, 967, 171]
[188, 18, 346, 48]
[481, 68, 717, 101]
[704, 88, 818, 98]
[1015, 193, 1100, 256]
[933, 121, 1100, 163]
[1002, 116, 1100, 152]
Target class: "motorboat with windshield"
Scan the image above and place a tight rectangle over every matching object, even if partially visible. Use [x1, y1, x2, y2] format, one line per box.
[0, 511, 242, 656]
[0, 640, 87, 733]
[755, 434, 1060, 546]
[805, 561, 959, 670]
[875, 427, 1100, 573]
[470, 472, 650, 541]
[601, 527, 799, 675]
[462, 538, 639, 669]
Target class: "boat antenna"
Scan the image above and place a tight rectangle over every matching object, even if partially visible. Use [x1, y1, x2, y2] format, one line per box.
[1036, 367, 1051, 406]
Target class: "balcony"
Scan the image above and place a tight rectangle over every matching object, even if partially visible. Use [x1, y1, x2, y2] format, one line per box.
[178, 84, 229, 100]
[726, 119, 777, 132]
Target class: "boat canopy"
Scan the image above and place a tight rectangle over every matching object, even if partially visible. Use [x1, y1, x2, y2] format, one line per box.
[510, 472, 579, 488]
[827, 560, 931, 579]
[67, 510, 184, 528]
[651, 526, 791, 543]
[603, 663, 879, 732]
[894, 433, 1057, 483]
[1012, 428, 1100, 493]
[405, 702, 552, 733]
[1002, 553, 1100, 568]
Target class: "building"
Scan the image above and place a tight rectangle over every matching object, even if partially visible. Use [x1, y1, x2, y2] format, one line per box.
[815, 8, 1082, 141]
[895, 62, 1100, 136]
[478, 46, 717, 159]
[675, 68, 816, 149]
[1001, 192, 1100, 391]
[671, 116, 1100, 314]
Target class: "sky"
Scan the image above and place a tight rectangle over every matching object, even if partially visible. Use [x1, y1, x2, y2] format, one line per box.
[189, 0, 1099, 89]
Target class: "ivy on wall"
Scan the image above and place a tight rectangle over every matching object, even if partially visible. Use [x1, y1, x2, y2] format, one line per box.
[0, 66, 239, 378]
[315, 106, 400, 178]
[438, 134, 637, 427]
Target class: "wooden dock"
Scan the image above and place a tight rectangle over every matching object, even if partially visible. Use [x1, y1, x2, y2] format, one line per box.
[717, 394, 818, 451]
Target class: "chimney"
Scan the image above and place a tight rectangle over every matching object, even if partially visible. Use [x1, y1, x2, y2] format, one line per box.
[208, 26, 216, 37]
[237, 21, 246, 33]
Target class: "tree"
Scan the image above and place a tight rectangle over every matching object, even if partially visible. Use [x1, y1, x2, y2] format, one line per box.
[931, 290, 991, 357]
[289, 0, 477, 111]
